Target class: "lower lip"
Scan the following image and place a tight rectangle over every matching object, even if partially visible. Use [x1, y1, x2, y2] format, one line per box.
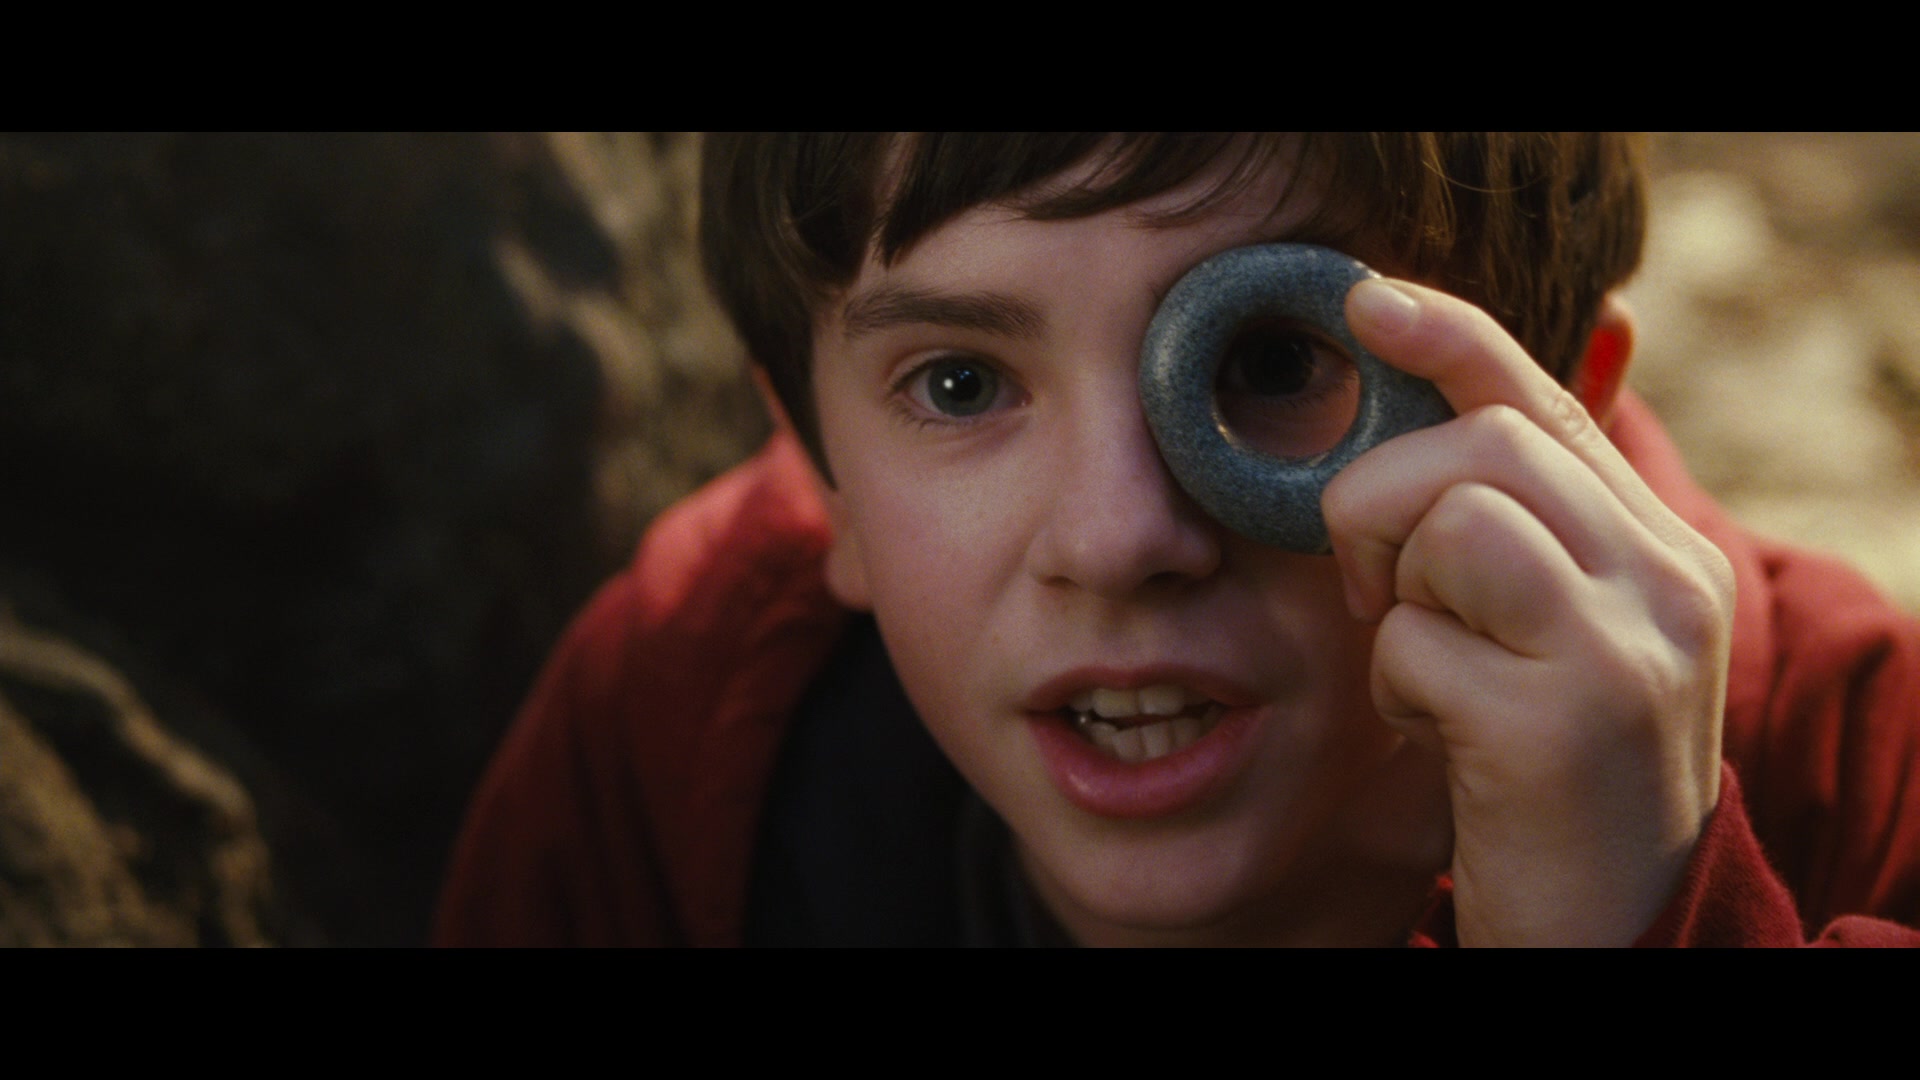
[1027, 707, 1263, 819]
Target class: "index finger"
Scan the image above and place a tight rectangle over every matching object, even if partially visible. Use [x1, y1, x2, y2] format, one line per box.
[1344, 277, 1658, 516]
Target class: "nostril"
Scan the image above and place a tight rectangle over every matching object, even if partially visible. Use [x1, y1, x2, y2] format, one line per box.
[1142, 568, 1201, 592]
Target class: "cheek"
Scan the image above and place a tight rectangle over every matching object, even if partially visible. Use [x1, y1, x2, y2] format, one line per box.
[844, 455, 1040, 616]
[1305, 611, 1395, 782]
[1315, 609, 1379, 722]
[840, 460, 1050, 737]
[1243, 547, 1380, 710]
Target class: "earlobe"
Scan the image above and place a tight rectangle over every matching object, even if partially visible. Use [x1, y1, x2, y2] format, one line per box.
[756, 357, 868, 606]
[765, 362, 868, 607]
[821, 488, 873, 611]
[750, 363, 797, 436]
[1571, 293, 1636, 425]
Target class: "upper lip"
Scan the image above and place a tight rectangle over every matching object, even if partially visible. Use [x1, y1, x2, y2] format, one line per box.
[1021, 664, 1264, 714]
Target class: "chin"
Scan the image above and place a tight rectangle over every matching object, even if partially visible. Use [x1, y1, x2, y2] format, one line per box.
[1020, 822, 1299, 945]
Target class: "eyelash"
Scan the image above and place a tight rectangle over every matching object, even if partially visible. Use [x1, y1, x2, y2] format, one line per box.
[1216, 326, 1357, 410]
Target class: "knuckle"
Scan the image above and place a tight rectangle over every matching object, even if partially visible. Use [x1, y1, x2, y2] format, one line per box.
[1461, 403, 1531, 446]
[1369, 604, 1427, 717]
[1544, 384, 1594, 444]
[1459, 389, 1600, 459]
[1663, 560, 1735, 656]
[1623, 631, 1692, 707]
[1644, 533, 1736, 652]
[1571, 631, 1685, 752]
[1420, 483, 1504, 552]
[1579, 555, 1732, 735]
[1458, 404, 1543, 482]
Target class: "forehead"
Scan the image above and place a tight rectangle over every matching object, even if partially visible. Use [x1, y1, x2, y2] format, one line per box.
[828, 153, 1347, 339]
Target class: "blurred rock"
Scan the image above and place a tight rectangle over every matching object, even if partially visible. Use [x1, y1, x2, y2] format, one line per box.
[0, 132, 765, 944]
[1631, 134, 1920, 613]
[0, 607, 278, 946]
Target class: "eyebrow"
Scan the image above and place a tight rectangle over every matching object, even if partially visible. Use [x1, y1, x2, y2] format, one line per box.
[840, 285, 1045, 341]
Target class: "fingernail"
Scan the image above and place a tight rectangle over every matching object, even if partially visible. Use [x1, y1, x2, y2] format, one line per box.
[1349, 279, 1420, 338]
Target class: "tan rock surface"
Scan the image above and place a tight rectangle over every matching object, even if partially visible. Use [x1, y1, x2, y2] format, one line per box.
[1631, 133, 1920, 612]
[0, 609, 275, 946]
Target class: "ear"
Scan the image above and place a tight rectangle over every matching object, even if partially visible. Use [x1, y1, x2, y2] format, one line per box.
[749, 363, 796, 435]
[820, 486, 873, 611]
[1570, 292, 1636, 426]
[756, 363, 873, 610]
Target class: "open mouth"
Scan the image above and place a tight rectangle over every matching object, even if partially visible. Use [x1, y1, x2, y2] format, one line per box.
[1064, 684, 1226, 764]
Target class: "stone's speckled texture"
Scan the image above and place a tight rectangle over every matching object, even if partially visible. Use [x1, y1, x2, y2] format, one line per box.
[1140, 244, 1454, 553]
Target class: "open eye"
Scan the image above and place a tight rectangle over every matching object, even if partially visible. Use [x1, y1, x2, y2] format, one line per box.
[903, 355, 1012, 420]
[1214, 319, 1359, 459]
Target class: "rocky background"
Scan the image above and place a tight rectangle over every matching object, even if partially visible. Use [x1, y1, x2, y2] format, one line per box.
[1, 133, 1914, 946]
[1629, 133, 1920, 613]
[0, 133, 763, 945]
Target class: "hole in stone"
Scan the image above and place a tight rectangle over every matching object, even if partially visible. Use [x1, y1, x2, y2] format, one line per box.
[1213, 318, 1359, 460]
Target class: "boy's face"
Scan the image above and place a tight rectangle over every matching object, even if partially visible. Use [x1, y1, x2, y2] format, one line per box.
[810, 159, 1443, 943]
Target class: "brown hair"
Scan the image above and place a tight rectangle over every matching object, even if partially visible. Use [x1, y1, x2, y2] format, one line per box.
[699, 133, 1646, 471]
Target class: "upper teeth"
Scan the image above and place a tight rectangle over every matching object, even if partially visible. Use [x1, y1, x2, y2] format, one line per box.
[1070, 684, 1207, 719]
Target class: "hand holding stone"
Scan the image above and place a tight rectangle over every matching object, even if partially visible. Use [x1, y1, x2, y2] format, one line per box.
[1139, 244, 1453, 553]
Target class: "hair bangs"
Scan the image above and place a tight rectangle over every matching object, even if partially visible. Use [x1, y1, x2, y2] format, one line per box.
[874, 134, 1313, 264]
[699, 133, 1647, 469]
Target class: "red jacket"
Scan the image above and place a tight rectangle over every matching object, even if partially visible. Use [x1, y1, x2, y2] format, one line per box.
[435, 397, 1920, 946]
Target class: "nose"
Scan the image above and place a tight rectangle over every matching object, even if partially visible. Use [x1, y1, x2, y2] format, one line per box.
[1026, 384, 1223, 599]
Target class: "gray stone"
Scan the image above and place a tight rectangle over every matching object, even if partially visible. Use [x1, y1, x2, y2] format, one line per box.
[1140, 244, 1454, 553]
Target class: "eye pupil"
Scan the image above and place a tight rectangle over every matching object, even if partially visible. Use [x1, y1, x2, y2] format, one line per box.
[1213, 320, 1359, 460]
[929, 363, 996, 416]
[1228, 334, 1316, 397]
